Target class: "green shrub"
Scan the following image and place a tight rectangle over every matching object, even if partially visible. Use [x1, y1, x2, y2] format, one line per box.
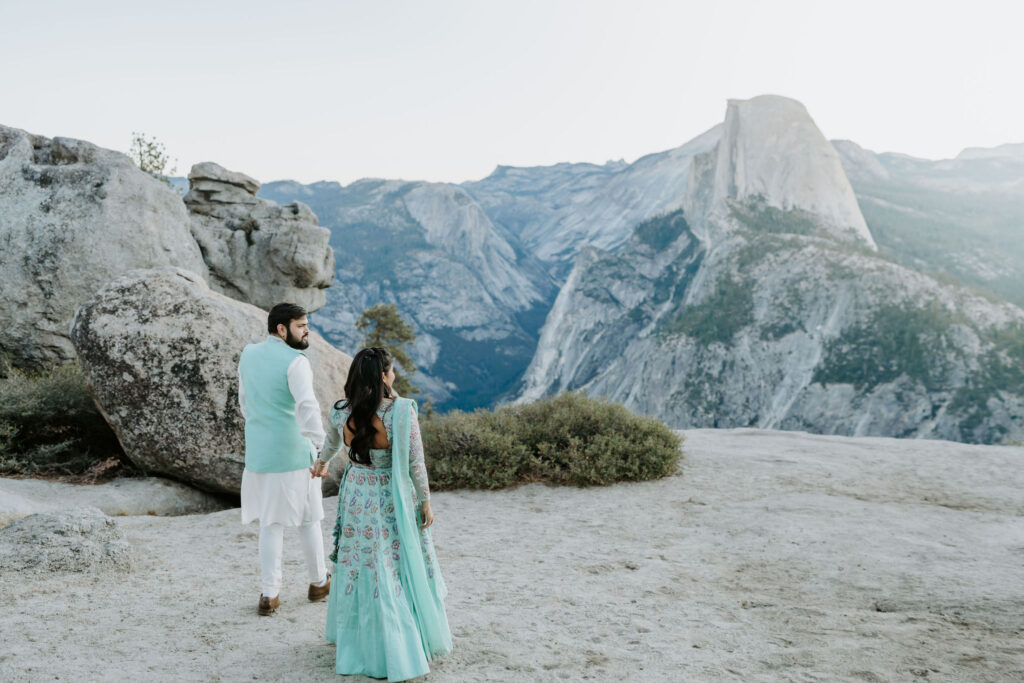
[421, 392, 683, 490]
[0, 359, 127, 477]
[418, 407, 536, 490]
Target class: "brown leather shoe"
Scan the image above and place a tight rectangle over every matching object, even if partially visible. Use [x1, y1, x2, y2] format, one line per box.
[258, 594, 281, 616]
[308, 573, 331, 602]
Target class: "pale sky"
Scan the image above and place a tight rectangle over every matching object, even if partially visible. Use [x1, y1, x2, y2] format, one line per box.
[3, 0, 1022, 185]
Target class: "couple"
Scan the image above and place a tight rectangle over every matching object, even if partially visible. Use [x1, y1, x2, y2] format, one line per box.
[238, 303, 452, 681]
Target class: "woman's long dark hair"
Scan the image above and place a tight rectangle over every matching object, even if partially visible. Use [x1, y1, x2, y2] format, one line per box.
[337, 347, 394, 465]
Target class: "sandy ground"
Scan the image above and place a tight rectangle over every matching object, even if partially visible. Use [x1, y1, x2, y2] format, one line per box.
[1, 428, 1023, 682]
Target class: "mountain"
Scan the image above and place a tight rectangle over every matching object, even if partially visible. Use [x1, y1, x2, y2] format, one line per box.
[260, 126, 722, 409]
[833, 140, 1024, 307]
[256, 96, 1024, 440]
[464, 125, 721, 269]
[956, 142, 1024, 160]
[701, 96, 875, 248]
[518, 95, 1024, 444]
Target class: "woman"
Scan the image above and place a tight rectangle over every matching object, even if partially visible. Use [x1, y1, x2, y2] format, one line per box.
[313, 347, 452, 681]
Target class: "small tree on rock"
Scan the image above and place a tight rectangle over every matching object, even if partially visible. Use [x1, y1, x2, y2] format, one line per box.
[129, 132, 178, 190]
[356, 303, 419, 396]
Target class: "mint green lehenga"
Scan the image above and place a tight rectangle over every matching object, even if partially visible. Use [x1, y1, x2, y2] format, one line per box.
[323, 397, 452, 681]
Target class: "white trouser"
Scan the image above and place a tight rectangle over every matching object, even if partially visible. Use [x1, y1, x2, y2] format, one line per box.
[258, 520, 327, 598]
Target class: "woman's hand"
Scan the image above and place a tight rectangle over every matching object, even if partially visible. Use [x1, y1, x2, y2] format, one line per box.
[419, 500, 434, 529]
[310, 458, 329, 478]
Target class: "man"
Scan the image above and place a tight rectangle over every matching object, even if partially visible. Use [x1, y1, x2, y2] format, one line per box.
[238, 302, 331, 616]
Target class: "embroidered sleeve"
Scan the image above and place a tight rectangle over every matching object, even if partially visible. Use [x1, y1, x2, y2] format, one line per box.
[320, 407, 346, 463]
[409, 406, 430, 502]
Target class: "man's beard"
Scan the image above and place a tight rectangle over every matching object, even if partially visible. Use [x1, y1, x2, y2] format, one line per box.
[285, 330, 309, 350]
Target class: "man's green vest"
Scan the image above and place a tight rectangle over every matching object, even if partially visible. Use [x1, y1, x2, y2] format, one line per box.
[239, 337, 316, 473]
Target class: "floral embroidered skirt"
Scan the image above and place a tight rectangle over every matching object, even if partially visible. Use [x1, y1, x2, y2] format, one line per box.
[326, 465, 441, 681]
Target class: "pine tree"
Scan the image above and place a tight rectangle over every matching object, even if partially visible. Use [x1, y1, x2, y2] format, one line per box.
[356, 303, 419, 396]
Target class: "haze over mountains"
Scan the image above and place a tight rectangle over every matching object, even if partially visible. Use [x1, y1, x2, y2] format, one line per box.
[833, 139, 1024, 307]
[260, 95, 1024, 443]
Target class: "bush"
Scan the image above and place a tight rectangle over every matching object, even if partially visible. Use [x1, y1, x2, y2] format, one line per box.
[419, 408, 535, 490]
[421, 392, 683, 490]
[0, 359, 128, 477]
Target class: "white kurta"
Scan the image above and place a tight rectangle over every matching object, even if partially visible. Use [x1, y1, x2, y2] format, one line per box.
[240, 468, 324, 526]
[239, 343, 327, 527]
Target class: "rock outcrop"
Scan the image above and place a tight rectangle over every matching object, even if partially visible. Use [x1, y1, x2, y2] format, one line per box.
[70, 267, 352, 496]
[687, 95, 876, 249]
[0, 507, 133, 573]
[185, 162, 334, 312]
[0, 125, 207, 367]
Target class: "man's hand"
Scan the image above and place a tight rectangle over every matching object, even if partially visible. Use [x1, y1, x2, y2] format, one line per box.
[310, 458, 329, 478]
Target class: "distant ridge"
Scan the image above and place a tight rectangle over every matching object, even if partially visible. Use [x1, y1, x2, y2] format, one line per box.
[957, 142, 1024, 160]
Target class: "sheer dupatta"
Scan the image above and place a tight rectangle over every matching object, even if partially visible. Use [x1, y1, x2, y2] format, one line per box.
[390, 397, 452, 658]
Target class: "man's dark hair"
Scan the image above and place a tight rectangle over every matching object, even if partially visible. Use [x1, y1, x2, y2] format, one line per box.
[267, 303, 307, 335]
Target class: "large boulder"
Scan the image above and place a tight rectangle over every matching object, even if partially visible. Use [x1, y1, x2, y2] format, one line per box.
[70, 267, 352, 496]
[0, 507, 134, 573]
[0, 125, 208, 368]
[184, 162, 335, 312]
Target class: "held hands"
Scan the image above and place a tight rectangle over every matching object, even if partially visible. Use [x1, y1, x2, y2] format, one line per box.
[310, 458, 329, 478]
[419, 500, 434, 529]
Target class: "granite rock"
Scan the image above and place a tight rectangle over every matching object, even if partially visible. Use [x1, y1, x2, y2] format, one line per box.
[0, 507, 134, 573]
[70, 267, 352, 495]
[185, 162, 334, 312]
[0, 125, 207, 368]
